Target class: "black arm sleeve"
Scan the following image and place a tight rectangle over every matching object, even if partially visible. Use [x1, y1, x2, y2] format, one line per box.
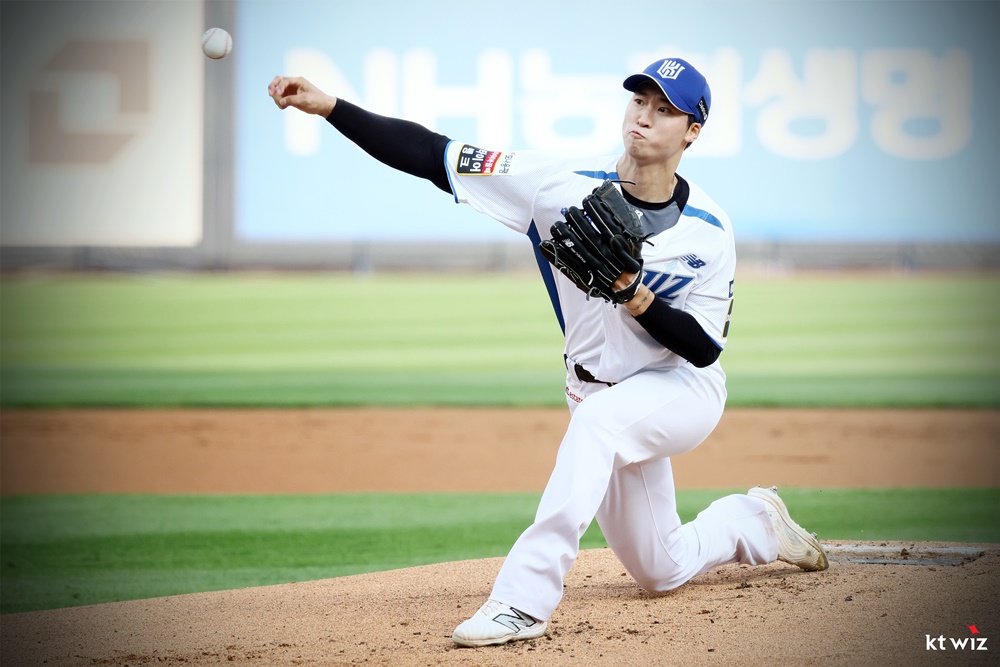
[633, 297, 722, 368]
[326, 100, 452, 194]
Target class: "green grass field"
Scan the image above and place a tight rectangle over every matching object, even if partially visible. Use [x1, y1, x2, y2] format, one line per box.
[1, 272, 998, 614]
[3, 489, 998, 615]
[2, 272, 999, 407]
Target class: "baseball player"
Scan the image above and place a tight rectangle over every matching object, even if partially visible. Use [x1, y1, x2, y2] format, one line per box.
[269, 56, 828, 648]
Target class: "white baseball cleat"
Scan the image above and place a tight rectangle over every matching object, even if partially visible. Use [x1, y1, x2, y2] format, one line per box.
[452, 599, 547, 647]
[748, 485, 829, 572]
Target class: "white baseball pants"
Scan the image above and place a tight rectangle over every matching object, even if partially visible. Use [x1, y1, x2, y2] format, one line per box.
[489, 363, 779, 621]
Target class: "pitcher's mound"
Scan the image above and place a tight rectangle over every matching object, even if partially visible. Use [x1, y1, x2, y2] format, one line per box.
[3, 543, 998, 666]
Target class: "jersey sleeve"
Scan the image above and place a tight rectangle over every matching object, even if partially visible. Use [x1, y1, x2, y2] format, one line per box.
[443, 142, 563, 235]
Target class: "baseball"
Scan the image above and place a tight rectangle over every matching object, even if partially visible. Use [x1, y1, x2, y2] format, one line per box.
[201, 28, 232, 60]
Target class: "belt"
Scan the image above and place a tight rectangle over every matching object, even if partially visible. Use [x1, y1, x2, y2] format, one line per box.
[565, 355, 616, 386]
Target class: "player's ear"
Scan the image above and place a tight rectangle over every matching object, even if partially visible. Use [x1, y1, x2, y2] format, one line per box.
[685, 122, 702, 145]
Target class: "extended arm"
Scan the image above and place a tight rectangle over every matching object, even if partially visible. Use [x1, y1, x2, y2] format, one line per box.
[268, 76, 452, 193]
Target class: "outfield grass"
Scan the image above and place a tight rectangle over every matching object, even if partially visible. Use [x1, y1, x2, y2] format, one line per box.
[2, 272, 998, 407]
[2, 489, 998, 614]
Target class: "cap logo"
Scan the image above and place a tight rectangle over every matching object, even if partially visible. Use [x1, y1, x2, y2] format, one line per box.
[697, 97, 709, 122]
[656, 59, 686, 80]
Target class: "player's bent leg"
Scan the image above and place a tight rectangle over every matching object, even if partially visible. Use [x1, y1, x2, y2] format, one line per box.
[598, 461, 777, 592]
[484, 368, 706, 620]
[474, 366, 735, 633]
[686, 493, 779, 572]
[596, 458, 689, 591]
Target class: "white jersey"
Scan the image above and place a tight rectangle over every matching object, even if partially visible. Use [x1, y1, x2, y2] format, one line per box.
[443, 142, 736, 384]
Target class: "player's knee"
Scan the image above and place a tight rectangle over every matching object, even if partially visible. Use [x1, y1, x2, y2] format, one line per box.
[620, 541, 698, 593]
[630, 570, 688, 593]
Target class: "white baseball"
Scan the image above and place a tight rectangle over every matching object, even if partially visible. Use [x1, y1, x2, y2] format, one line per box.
[201, 28, 232, 60]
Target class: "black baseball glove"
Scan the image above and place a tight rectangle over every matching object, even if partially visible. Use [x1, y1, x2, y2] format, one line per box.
[538, 180, 650, 304]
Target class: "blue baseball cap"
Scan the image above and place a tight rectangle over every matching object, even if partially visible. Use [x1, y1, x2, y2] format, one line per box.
[623, 58, 711, 125]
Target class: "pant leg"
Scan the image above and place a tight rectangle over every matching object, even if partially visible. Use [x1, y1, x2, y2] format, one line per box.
[597, 458, 777, 593]
[490, 365, 734, 621]
[488, 389, 619, 621]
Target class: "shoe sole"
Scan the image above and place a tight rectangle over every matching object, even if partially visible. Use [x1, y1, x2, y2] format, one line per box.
[452, 621, 547, 648]
[748, 486, 829, 571]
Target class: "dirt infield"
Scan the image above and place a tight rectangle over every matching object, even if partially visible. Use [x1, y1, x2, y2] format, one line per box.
[3, 408, 999, 494]
[2, 407, 999, 666]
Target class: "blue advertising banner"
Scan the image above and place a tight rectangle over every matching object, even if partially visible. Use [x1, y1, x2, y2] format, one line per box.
[235, 0, 999, 242]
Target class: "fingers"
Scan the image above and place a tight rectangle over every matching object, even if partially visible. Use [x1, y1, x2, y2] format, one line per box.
[268, 75, 289, 98]
[267, 76, 336, 116]
[268, 76, 307, 109]
[611, 237, 643, 274]
[279, 94, 307, 110]
[268, 76, 288, 108]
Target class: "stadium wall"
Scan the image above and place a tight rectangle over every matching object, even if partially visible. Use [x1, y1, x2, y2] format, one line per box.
[2, 0, 998, 273]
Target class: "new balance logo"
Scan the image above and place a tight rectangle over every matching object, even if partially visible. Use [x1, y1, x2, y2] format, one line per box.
[681, 254, 706, 269]
[657, 59, 686, 80]
[492, 607, 538, 633]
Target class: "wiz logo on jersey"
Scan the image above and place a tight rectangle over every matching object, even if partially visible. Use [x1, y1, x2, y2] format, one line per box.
[643, 272, 692, 303]
[642, 255, 697, 304]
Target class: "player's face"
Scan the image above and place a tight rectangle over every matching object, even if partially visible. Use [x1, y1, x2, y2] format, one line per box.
[621, 84, 700, 164]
